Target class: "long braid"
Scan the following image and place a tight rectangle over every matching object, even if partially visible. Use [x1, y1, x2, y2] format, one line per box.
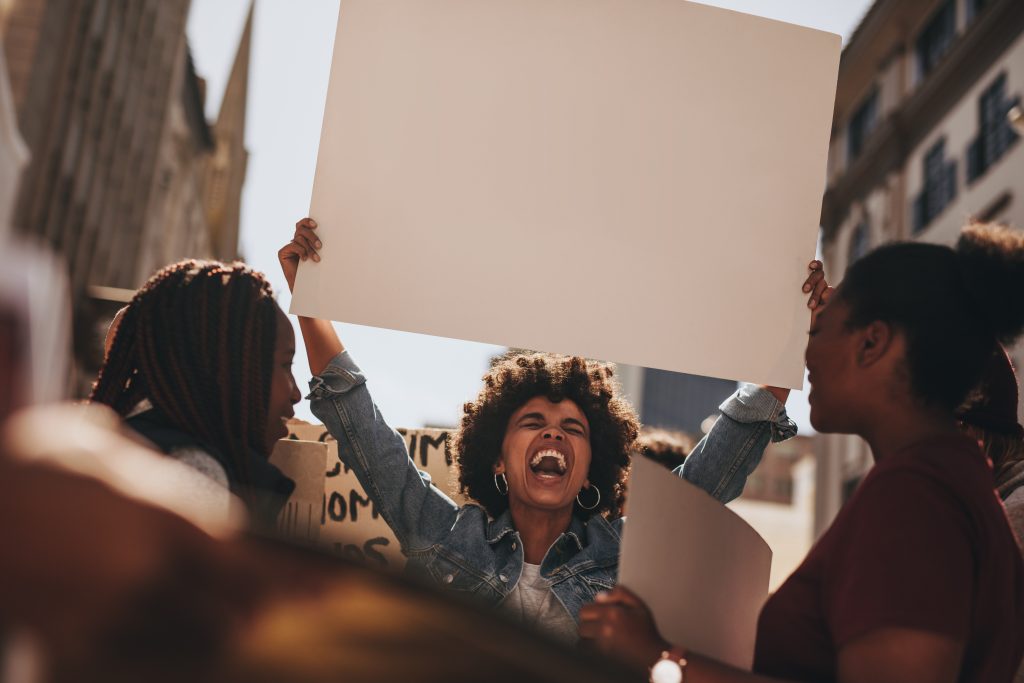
[224, 273, 261, 488]
[91, 279, 159, 414]
[139, 288, 212, 443]
[91, 260, 278, 502]
[90, 305, 137, 410]
[251, 290, 277, 476]
[236, 279, 261, 487]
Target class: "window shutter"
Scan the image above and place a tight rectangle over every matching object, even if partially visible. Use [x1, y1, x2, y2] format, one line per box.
[966, 137, 982, 183]
[913, 192, 927, 234]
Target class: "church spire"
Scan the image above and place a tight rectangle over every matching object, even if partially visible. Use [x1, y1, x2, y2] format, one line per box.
[203, 0, 253, 260]
[217, 0, 252, 136]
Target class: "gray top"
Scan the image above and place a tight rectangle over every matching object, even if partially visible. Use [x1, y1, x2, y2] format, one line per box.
[501, 562, 578, 643]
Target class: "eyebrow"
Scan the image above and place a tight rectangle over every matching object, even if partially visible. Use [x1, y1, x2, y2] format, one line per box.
[562, 417, 588, 432]
[516, 413, 588, 432]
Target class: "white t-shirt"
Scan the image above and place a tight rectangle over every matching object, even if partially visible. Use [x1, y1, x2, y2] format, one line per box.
[501, 562, 578, 643]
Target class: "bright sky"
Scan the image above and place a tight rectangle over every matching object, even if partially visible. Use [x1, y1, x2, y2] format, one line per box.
[186, 0, 873, 431]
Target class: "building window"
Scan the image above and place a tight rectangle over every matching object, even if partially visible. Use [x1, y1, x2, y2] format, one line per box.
[847, 219, 870, 267]
[912, 139, 957, 234]
[847, 90, 878, 163]
[916, 0, 956, 80]
[967, 74, 1020, 183]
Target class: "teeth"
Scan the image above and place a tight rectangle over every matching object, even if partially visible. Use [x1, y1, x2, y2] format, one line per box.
[530, 450, 566, 472]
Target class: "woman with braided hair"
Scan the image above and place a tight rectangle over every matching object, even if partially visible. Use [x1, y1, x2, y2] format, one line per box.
[278, 218, 827, 642]
[92, 260, 301, 529]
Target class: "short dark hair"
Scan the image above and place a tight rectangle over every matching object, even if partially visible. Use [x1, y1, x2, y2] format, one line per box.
[838, 223, 1024, 412]
[635, 427, 694, 471]
[453, 352, 639, 519]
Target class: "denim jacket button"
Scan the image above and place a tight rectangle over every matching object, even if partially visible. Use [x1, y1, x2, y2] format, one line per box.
[444, 574, 454, 584]
[499, 573, 508, 582]
[511, 542, 517, 551]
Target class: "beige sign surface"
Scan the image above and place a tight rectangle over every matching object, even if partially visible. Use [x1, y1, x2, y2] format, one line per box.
[619, 455, 772, 670]
[269, 439, 329, 544]
[291, 0, 840, 388]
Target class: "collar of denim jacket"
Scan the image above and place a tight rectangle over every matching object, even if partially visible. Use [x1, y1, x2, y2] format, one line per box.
[485, 509, 517, 544]
[569, 513, 621, 557]
[485, 509, 620, 554]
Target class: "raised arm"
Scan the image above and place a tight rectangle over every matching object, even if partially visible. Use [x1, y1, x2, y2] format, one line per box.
[278, 218, 458, 551]
[675, 260, 831, 503]
[676, 384, 796, 503]
[278, 217, 343, 375]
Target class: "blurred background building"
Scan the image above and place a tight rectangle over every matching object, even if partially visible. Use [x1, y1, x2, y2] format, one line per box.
[621, 360, 819, 590]
[617, 364, 738, 436]
[728, 435, 816, 592]
[0, 0, 252, 392]
[816, 0, 1024, 534]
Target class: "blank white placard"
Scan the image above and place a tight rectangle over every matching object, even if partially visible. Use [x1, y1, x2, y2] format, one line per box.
[619, 455, 772, 670]
[291, 0, 840, 388]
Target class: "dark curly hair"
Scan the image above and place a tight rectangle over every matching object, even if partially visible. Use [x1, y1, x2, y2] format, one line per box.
[452, 352, 640, 520]
[635, 427, 694, 471]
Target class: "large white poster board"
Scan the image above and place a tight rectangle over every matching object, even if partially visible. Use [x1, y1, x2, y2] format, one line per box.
[619, 455, 772, 670]
[291, 0, 840, 388]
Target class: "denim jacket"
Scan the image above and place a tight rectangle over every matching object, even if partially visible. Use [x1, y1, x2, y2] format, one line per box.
[308, 351, 795, 623]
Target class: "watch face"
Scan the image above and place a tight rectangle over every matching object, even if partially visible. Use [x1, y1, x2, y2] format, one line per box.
[650, 658, 683, 683]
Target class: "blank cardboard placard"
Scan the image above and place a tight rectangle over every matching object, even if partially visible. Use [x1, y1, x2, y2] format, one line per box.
[291, 0, 840, 388]
[619, 456, 772, 670]
[270, 439, 329, 543]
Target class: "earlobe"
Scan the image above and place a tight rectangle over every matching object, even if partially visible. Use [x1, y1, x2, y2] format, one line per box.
[858, 321, 893, 367]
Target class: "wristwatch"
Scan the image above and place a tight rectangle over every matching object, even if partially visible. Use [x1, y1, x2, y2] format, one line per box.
[649, 646, 688, 683]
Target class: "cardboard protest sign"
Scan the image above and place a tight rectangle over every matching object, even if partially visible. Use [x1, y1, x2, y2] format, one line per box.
[269, 439, 329, 544]
[291, 0, 840, 389]
[284, 419, 461, 568]
[619, 455, 772, 670]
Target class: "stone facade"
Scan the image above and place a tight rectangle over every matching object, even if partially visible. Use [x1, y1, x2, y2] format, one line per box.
[0, 0, 251, 391]
[815, 0, 1024, 534]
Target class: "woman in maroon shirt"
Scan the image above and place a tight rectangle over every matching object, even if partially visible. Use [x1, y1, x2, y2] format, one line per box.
[579, 223, 1024, 683]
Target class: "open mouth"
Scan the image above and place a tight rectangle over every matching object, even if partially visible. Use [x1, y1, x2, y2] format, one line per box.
[529, 449, 568, 478]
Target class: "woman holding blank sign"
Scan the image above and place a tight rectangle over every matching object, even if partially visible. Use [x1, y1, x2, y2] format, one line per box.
[279, 217, 826, 643]
[579, 224, 1024, 683]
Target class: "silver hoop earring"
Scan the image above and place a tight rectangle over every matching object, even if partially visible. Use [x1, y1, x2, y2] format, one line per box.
[576, 484, 601, 511]
[494, 472, 508, 495]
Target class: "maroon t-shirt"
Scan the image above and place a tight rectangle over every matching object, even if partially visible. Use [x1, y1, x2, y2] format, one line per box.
[754, 435, 1024, 682]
